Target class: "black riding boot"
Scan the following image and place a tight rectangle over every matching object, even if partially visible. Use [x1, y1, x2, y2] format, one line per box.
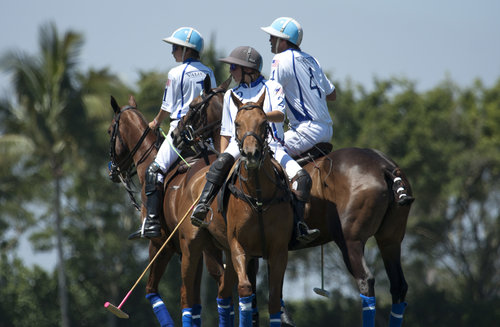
[191, 153, 235, 227]
[292, 169, 320, 244]
[128, 162, 163, 240]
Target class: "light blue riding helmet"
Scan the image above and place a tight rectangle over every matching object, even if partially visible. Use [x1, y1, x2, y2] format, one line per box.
[261, 17, 303, 46]
[163, 27, 204, 53]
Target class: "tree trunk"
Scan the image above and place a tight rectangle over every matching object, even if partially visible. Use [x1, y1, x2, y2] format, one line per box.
[55, 172, 69, 327]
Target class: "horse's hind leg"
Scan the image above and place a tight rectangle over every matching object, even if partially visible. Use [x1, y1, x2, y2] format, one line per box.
[146, 239, 176, 326]
[375, 207, 409, 327]
[247, 258, 260, 327]
[339, 236, 376, 327]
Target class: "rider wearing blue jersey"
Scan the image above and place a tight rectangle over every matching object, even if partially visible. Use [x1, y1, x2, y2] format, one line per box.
[190, 46, 320, 245]
[129, 27, 216, 240]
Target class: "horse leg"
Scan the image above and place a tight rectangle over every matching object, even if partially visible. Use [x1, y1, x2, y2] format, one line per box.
[146, 239, 176, 327]
[229, 240, 253, 327]
[180, 240, 204, 327]
[247, 258, 260, 327]
[341, 238, 376, 327]
[217, 251, 238, 327]
[267, 246, 289, 327]
[375, 208, 409, 327]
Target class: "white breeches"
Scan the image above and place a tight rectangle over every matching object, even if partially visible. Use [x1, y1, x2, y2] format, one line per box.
[284, 121, 333, 157]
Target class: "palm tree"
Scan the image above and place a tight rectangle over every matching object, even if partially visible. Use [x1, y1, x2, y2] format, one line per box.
[0, 22, 86, 327]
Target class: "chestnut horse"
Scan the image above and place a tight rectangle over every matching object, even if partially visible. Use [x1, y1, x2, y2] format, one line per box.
[198, 92, 294, 326]
[108, 78, 231, 326]
[174, 87, 414, 326]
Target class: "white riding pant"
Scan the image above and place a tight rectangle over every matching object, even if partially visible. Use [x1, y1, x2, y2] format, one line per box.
[224, 139, 302, 181]
[154, 120, 180, 183]
[284, 121, 333, 157]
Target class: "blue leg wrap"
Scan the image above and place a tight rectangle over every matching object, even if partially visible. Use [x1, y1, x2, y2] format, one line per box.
[182, 308, 193, 327]
[269, 312, 282, 327]
[238, 295, 254, 327]
[217, 297, 234, 327]
[360, 294, 376, 327]
[146, 293, 174, 327]
[192, 304, 202, 327]
[389, 302, 407, 327]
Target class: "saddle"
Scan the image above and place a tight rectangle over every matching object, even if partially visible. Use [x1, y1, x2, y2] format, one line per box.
[216, 158, 292, 224]
[292, 142, 333, 167]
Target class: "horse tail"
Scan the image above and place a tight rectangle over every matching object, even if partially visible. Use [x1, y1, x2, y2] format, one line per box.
[371, 149, 414, 205]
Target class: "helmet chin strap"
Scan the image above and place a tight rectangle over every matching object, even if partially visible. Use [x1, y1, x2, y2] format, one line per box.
[181, 47, 187, 62]
[241, 69, 259, 86]
[274, 38, 281, 54]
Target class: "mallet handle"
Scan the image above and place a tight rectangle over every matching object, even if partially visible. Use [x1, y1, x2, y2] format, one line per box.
[118, 192, 202, 308]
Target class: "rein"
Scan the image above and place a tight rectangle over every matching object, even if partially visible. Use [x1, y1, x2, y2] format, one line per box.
[228, 102, 291, 259]
[175, 87, 225, 151]
[109, 106, 163, 211]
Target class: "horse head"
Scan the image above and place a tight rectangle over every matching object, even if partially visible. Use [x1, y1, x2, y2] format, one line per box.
[171, 75, 231, 153]
[108, 95, 158, 184]
[232, 91, 269, 169]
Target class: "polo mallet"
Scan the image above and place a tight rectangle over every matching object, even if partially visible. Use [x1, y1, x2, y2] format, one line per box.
[104, 192, 202, 318]
[313, 245, 330, 298]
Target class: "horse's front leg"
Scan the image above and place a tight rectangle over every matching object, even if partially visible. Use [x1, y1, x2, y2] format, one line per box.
[229, 239, 253, 327]
[267, 242, 289, 327]
[216, 250, 238, 327]
[180, 234, 204, 327]
[146, 238, 176, 327]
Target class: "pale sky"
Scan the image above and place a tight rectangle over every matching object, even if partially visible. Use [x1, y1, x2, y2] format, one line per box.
[1, 0, 499, 97]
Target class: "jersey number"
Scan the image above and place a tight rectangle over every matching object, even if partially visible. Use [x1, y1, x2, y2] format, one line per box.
[309, 67, 321, 98]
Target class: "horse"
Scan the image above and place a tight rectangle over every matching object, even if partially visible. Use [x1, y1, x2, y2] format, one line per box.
[193, 91, 294, 326]
[107, 76, 232, 326]
[173, 87, 414, 327]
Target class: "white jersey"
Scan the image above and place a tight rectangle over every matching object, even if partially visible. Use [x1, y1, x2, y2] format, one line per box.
[221, 76, 286, 146]
[161, 59, 216, 120]
[269, 49, 334, 127]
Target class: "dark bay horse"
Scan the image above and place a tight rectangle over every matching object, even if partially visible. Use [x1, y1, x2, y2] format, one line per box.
[174, 89, 414, 327]
[108, 78, 231, 326]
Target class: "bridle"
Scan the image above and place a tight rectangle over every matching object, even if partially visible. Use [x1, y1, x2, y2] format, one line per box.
[235, 103, 270, 168]
[174, 87, 225, 151]
[108, 105, 163, 210]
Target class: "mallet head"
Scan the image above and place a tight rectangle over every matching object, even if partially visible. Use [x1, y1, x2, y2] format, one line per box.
[104, 302, 130, 319]
[313, 287, 331, 298]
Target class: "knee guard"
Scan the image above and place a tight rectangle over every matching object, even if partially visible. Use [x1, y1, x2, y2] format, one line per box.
[206, 153, 235, 186]
[291, 169, 312, 202]
[145, 161, 163, 194]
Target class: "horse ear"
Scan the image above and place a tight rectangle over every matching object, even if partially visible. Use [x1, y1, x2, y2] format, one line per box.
[256, 90, 266, 108]
[219, 75, 232, 91]
[111, 96, 120, 114]
[230, 91, 243, 109]
[128, 95, 137, 108]
[203, 74, 212, 94]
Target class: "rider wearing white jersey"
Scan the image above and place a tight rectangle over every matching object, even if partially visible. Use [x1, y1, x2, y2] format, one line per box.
[262, 17, 336, 157]
[191, 46, 320, 245]
[129, 27, 216, 240]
